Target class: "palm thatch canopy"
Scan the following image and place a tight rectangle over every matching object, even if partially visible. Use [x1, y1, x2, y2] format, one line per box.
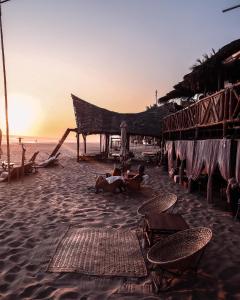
[159, 39, 240, 103]
[72, 94, 179, 138]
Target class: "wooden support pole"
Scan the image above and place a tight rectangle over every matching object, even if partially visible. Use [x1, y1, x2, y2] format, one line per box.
[82, 134, 87, 154]
[49, 128, 72, 158]
[126, 134, 130, 151]
[195, 127, 199, 140]
[21, 143, 26, 180]
[223, 122, 228, 138]
[0, 3, 10, 183]
[77, 133, 80, 162]
[105, 134, 109, 157]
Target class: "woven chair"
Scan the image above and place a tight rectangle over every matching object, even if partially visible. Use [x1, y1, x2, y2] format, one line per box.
[147, 227, 212, 292]
[137, 193, 177, 216]
[145, 212, 189, 246]
[137, 193, 184, 246]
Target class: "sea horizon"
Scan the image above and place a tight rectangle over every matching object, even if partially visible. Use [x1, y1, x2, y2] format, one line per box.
[1, 134, 100, 145]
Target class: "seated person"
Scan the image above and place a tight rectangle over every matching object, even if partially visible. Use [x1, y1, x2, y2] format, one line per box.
[95, 167, 125, 193]
[124, 165, 149, 191]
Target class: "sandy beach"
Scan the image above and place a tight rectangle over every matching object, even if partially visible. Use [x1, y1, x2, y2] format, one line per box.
[0, 143, 240, 300]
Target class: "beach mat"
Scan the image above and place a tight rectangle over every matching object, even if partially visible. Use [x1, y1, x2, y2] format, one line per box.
[48, 227, 147, 278]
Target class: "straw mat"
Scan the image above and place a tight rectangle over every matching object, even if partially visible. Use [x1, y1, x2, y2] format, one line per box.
[48, 227, 147, 277]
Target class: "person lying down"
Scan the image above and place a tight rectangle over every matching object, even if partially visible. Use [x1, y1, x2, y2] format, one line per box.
[95, 165, 149, 193]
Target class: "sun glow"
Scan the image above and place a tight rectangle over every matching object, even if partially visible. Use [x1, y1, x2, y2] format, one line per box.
[1, 94, 43, 136]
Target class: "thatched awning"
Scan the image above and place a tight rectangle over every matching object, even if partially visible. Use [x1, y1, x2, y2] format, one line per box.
[159, 39, 240, 103]
[72, 94, 179, 137]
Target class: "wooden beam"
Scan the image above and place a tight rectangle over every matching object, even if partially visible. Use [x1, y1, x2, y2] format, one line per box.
[222, 4, 240, 13]
[77, 133, 80, 162]
[82, 134, 87, 154]
[49, 128, 76, 158]
[105, 134, 109, 156]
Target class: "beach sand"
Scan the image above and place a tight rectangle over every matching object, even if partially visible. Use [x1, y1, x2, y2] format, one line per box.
[0, 143, 240, 299]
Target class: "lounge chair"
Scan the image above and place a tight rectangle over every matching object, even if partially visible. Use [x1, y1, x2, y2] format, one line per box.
[147, 227, 212, 292]
[125, 176, 143, 191]
[0, 151, 39, 182]
[95, 178, 125, 193]
[37, 153, 61, 168]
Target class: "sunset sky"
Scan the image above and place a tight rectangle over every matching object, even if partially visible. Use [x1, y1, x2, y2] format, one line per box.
[0, 0, 239, 140]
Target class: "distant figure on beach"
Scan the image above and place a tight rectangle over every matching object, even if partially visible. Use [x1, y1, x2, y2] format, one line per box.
[226, 178, 240, 218]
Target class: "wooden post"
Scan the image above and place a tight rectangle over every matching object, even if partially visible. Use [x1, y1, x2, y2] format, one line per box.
[105, 134, 109, 157]
[0, 3, 11, 183]
[100, 134, 102, 153]
[126, 134, 130, 151]
[77, 133, 80, 162]
[223, 122, 228, 138]
[195, 127, 199, 140]
[82, 134, 87, 154]
[21, 143, 26, 180]
[217, 71, 221, 91]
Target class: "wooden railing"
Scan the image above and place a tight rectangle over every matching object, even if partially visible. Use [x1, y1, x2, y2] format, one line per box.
[163, 82, 240, 133]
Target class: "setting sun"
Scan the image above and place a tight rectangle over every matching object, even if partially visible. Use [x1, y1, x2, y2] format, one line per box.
[0, 94, 43, 136]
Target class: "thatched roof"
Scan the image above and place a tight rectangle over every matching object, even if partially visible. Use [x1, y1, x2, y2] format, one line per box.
[72, 94, 179, 137]
[159, 39, 240, 103]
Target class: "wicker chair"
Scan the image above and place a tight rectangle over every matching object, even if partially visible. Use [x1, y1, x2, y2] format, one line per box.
[137, 193, 177, 216]
[137, 193, 187, 246]
[147, 227, 212, 291]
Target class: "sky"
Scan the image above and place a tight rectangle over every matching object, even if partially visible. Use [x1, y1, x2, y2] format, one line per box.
[0, 0, 239, 140]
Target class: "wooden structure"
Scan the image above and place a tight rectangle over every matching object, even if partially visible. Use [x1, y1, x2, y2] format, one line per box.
[49, 95, 178, 161]
[161, 39, 240, 204]
[163, 82, 240, 140]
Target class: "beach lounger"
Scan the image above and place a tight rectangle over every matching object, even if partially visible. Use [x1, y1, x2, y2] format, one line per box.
[37, 153, 61, 168]
[147, 227, 212, 292]
[0, 151, 39, 182]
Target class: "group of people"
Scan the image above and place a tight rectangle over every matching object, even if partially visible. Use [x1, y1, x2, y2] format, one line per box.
[95, 165, 148, 193]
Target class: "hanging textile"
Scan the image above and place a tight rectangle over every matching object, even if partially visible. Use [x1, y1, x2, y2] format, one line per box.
[189, 139, 231, 202]
[165, 141, 174, 175]
[174, 140, 194, 177]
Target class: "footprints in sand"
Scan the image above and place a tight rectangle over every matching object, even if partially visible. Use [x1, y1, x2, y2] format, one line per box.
[0, 157, 239, 299]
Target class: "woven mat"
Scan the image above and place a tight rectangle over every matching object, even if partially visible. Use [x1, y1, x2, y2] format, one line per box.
[48, 227, 147, 277]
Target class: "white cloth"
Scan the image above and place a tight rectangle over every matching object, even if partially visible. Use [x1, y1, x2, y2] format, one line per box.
[142, 174, 149, 185]
[105, 176, 123, 184]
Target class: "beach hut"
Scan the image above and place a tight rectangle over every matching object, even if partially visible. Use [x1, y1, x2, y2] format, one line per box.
[50, 95, 179, 161]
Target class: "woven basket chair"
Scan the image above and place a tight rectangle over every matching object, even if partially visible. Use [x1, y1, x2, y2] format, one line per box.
[147, 227, 212, 291]
[137, 193, 177, 216]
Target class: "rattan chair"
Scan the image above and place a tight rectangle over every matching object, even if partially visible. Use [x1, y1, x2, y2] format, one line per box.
[145, 213, 189, 246]
[147, 227, 212, 291]
[137, 193, 182, 246]
[137, 193, 177, 216]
